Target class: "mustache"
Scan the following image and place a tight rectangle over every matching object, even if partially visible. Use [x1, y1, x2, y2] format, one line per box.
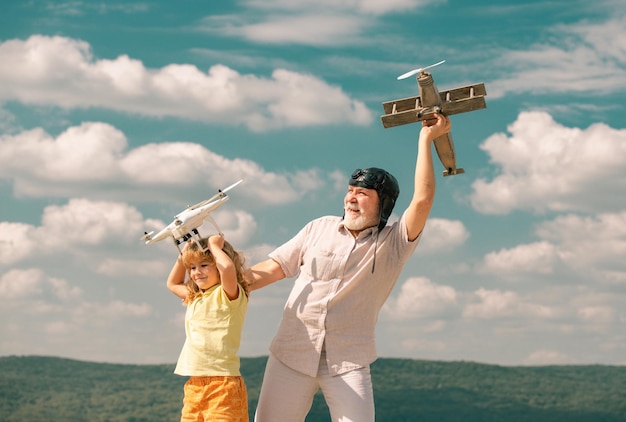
[345, 205, 361, 212]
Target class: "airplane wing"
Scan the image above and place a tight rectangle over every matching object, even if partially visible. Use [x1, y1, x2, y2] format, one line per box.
[380, 83, 487, 128]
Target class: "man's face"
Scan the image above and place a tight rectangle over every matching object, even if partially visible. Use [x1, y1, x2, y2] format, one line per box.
[343, 185, 380, 233]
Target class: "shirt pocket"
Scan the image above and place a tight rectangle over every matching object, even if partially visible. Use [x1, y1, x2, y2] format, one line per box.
[303, 248, 340, 281]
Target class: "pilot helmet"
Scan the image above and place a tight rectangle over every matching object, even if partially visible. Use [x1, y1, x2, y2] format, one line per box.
[349, 168, 400, 230]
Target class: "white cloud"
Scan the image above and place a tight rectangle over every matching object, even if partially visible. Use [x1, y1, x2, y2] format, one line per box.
[535, 211, 626, 273]
[43, 320, 73, 336]
[0, 123, 124, 195]
[420, 218, 469, 252]
[0, 268, 45, 299]
[0, 197, 262, 266]
[470, 111, 626, 215]
[215, 0, 442, 47]
[47, 277, 83, 301]
[476, 211, 626, 284]
[487, 16, 626, 99]
[43, 2, 150, 16]
[481, 241, 558, 275]
[566, 15, 626, 62]
[75, 300, 153, 320]
[0, 35, 372, 131]
[0, 199, 145, 264]
[96, 259, 170, 277]
[463, 288, 554, 320]
[523, 349, 573, 365]
[383, 277, 458, 320]
[243, 0, 438, 15]
[41, 199, 144, 245]
[0, 269, 82, 301]
[213, 209, 258, 246]
[0, 271, 157, 362]
[224, 14, 369, 46]
[0, 122, 316, 204]
[399, 337, 447, 354]
[599, 270, 626, 285]
[0, 223, 34, 264]
[577, 306, 615, 325]
[243, 243, 278, 265]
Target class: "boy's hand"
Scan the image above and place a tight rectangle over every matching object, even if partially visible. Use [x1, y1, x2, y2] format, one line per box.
[209, 234, 225, 250]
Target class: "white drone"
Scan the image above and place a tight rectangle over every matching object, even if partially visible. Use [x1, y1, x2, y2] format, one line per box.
[141, 179, 243, 253]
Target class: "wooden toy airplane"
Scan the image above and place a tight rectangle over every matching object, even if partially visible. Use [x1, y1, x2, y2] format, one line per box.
[381, 60, 487, 176]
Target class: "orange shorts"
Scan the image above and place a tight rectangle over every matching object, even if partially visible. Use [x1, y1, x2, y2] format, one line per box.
[180, 376, 248, 422]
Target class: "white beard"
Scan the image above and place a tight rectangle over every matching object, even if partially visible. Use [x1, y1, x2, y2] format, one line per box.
[343, 208, 379, 231]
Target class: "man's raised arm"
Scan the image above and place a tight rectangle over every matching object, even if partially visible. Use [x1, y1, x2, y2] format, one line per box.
[405, 113, 451, 241]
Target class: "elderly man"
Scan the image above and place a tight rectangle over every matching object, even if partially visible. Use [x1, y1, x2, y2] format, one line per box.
[249, 113, 451, 421]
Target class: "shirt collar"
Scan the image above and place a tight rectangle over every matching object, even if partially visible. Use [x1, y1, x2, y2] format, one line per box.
[200, 284, 220, 296]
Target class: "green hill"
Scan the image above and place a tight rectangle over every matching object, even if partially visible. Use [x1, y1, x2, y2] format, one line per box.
[0, 356, 624, 421]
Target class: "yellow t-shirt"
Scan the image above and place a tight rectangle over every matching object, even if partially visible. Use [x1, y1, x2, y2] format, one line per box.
[174, 284, 248, 376]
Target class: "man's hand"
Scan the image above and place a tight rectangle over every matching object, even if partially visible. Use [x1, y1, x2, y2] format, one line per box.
[420, 113, 451, 142]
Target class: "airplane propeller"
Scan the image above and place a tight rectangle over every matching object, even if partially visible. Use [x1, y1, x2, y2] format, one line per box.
[396, 60, 446, 80]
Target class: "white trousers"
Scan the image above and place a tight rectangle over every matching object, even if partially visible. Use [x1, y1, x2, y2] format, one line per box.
[254, 353, 375, 422]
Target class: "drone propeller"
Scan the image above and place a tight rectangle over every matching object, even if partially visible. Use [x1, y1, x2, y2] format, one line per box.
[396, 60, 446, 80]
[140, 231, 154, 241]
[219, 179, 244, 194]
[188, 179, 244, 210]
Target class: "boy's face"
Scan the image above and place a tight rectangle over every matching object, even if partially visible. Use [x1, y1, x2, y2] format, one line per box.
[187, 257, 220, 291]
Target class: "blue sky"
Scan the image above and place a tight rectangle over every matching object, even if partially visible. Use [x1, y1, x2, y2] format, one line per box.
[1, 0, 625, 366]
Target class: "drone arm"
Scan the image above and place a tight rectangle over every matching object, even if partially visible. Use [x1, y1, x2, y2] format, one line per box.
[204, 214, 223, 236]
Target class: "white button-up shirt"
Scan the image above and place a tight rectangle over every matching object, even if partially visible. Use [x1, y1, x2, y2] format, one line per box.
[268, 212, 419, 377]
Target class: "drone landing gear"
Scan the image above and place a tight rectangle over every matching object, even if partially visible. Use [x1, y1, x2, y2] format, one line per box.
[174, 226, 223, 254]
[189, 229, 210, 253]
[173, 229, 206, 253]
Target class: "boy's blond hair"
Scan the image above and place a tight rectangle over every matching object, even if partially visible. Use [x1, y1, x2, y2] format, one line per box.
[181, 238, 250, 304]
